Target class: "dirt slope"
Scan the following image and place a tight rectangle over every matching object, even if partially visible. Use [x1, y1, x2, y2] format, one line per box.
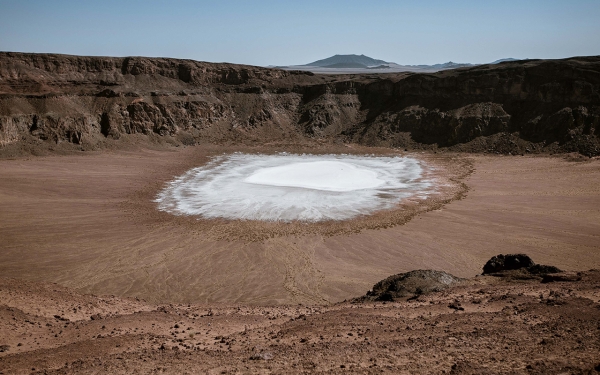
[0, 265, 599, 374]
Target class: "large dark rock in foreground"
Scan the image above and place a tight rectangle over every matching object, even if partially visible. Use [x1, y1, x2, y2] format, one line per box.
[482, 254, 536, 273]
[357, 254, 566, 303]
[1, 52, 599, 156]
[356, 270, 463, 302]
[482, 253, 562, 276]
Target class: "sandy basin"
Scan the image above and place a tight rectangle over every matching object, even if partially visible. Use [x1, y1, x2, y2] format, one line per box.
[0, 146, 599, 305]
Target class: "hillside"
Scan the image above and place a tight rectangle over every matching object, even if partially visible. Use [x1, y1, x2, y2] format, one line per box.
[1, 260, 598, 374]
[0, 52, 599, 157]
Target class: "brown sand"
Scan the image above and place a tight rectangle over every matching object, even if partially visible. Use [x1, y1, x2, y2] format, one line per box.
[1, 147, 599, 305]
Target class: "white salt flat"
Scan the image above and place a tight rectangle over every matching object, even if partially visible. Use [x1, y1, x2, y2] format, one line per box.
[155, 153, 433, 222]
[244, 161, 385, 191]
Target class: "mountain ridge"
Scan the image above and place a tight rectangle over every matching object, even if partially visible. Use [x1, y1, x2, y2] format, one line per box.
[0, 52, 599, 157]
[304, 54, 388, 67]
[280, 54, 526, 73]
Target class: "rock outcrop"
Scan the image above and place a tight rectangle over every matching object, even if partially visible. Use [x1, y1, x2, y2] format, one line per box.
[482, 254, 536, 273]
[1, 52, 599, 155]
[358, 254, 566, 303]
[482, 254, 562, 277]
[356, 270, 463, 302]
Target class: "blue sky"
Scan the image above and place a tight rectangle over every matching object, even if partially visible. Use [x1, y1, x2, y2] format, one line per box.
[1, 0, 599, 66]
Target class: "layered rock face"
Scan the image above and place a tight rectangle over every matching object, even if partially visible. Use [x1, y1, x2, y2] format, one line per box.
[0, 52, 599, 155]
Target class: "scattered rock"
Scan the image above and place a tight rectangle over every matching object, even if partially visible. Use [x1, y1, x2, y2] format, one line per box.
[0, 345, 9, 352]
[0, 266, 599, 373]
[448, 302, 464, 311]
[90, 313, 103, 320]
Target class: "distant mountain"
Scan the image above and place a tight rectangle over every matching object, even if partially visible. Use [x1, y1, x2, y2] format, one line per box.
[408, 61, 474, 70]
[409, 59, 524, 69]
[277, 55, 526, 74]
[305, 54, 389, 68]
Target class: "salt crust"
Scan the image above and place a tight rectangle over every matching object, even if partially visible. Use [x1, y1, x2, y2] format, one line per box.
[155, 153, 433, 222]
[244, 160, 385, 192]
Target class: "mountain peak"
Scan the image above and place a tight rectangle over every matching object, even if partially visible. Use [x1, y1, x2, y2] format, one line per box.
[305, 54, 389, 68]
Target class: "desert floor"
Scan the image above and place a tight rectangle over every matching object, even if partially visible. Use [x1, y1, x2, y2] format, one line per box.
[0, 268, 599, 374]
[0, 146, 599, 306]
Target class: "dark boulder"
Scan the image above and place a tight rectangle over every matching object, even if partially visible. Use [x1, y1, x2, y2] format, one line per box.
[482, 254, 535, 274]
[482, 254, 563, 277]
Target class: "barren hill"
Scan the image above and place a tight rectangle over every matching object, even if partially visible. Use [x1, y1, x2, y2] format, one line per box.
[304, 54, 389, 67]
[1, 52, 599, 157]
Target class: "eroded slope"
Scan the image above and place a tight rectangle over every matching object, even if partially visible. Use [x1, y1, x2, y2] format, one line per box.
[1, 53, 599, 156]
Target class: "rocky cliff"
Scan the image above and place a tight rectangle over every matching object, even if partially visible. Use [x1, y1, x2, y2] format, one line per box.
[1, 52, 599, 155]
